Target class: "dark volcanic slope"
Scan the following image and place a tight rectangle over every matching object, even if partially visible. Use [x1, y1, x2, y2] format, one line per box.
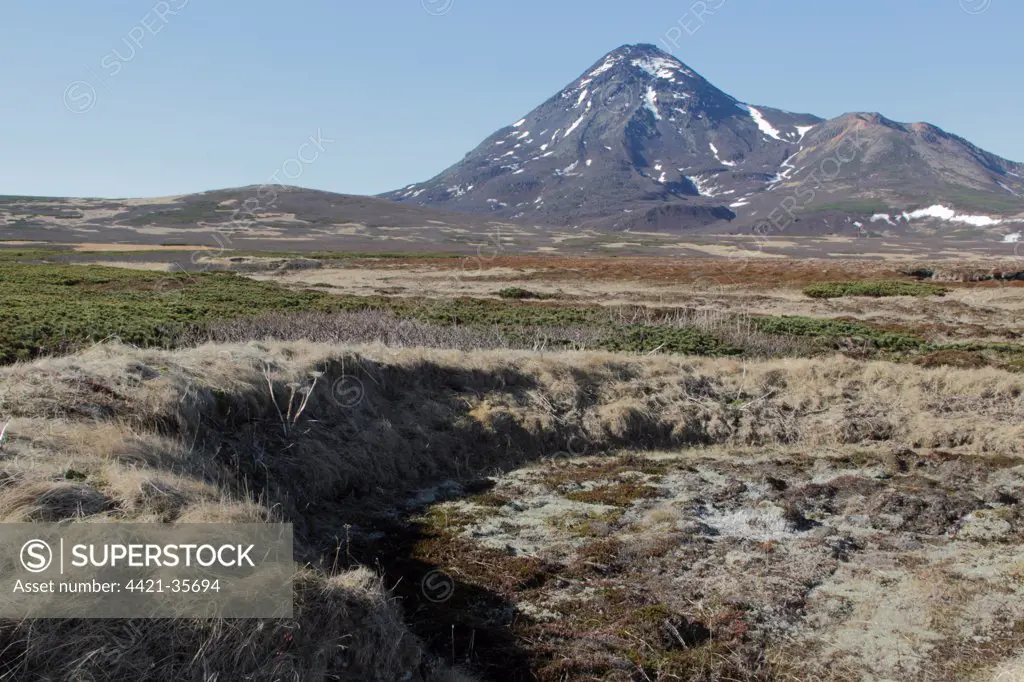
[385, 44, 1024, 236]
[756, 113, 1024, 210]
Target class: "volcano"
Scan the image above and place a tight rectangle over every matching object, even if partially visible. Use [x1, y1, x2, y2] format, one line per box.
[384, 44, 1024, 237]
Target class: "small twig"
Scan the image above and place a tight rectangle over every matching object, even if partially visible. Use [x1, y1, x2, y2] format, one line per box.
[262, 363, 286, 432]
[331, 537, 342, 574]
[663, 618, 689, 650]
[738, 388, 779, 411]
[291, 372, 321, 424]
[0, 419, 10, 451]
[285, 384, 299, 424]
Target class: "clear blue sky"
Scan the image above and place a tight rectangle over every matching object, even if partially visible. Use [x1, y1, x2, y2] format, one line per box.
[1, 0, 1018, 198]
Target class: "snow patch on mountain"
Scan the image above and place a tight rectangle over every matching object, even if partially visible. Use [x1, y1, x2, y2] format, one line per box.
[587, 56, 620, 78]
[644, 87, 662, 120]
[901, 204, 1003, 227]
[446, 184, 473, 198]
[709, 142, 736, 167]
[631, 55, 693, 80]
[688, 173, 722, 197]
[768, 153, 799, 190]
[557, 161, 580, 176]
[736, 104, 783, 141]
[795, 125, 815, 141]
[565, 115, 585, 137]
[399, 186, 426, 198]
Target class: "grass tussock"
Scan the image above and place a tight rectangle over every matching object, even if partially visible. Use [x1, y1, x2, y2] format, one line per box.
[0, 568, 471, 681]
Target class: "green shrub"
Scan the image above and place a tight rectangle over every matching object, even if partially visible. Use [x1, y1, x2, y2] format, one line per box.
[0, 263, 345, 363]
[497, 287, 551, 300]
[803, 281, 948, 299]
[752, 315, 924, 351]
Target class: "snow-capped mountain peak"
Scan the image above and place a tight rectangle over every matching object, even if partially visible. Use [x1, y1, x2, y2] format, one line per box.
[385, 43, 1024, 235]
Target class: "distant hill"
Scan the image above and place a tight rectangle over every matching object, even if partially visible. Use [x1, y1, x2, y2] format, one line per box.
[0, 186, 524, 250]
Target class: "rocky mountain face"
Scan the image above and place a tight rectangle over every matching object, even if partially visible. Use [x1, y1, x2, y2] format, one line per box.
[384, 44, 1024, 237]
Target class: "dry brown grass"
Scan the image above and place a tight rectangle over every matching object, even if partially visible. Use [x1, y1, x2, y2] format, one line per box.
[186, 308, 606, 352]
[329, 255, 1024, 288]
[0, 567, 473, 681]
[0, 341, 1021, 679]
[3, 342, 1019, 513]
[71, 243, 211, 252]
[254, 256, 1024, 344]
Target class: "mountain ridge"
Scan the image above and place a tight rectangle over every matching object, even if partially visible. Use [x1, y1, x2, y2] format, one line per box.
[384, 43, 1024, 236]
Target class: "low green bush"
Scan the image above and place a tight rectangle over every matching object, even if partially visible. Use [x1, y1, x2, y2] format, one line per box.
[803, 280, 948, 299]
[0, 263, 344, 363]
[752, 315, 925, 351]
[497, 287, 552, 300]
